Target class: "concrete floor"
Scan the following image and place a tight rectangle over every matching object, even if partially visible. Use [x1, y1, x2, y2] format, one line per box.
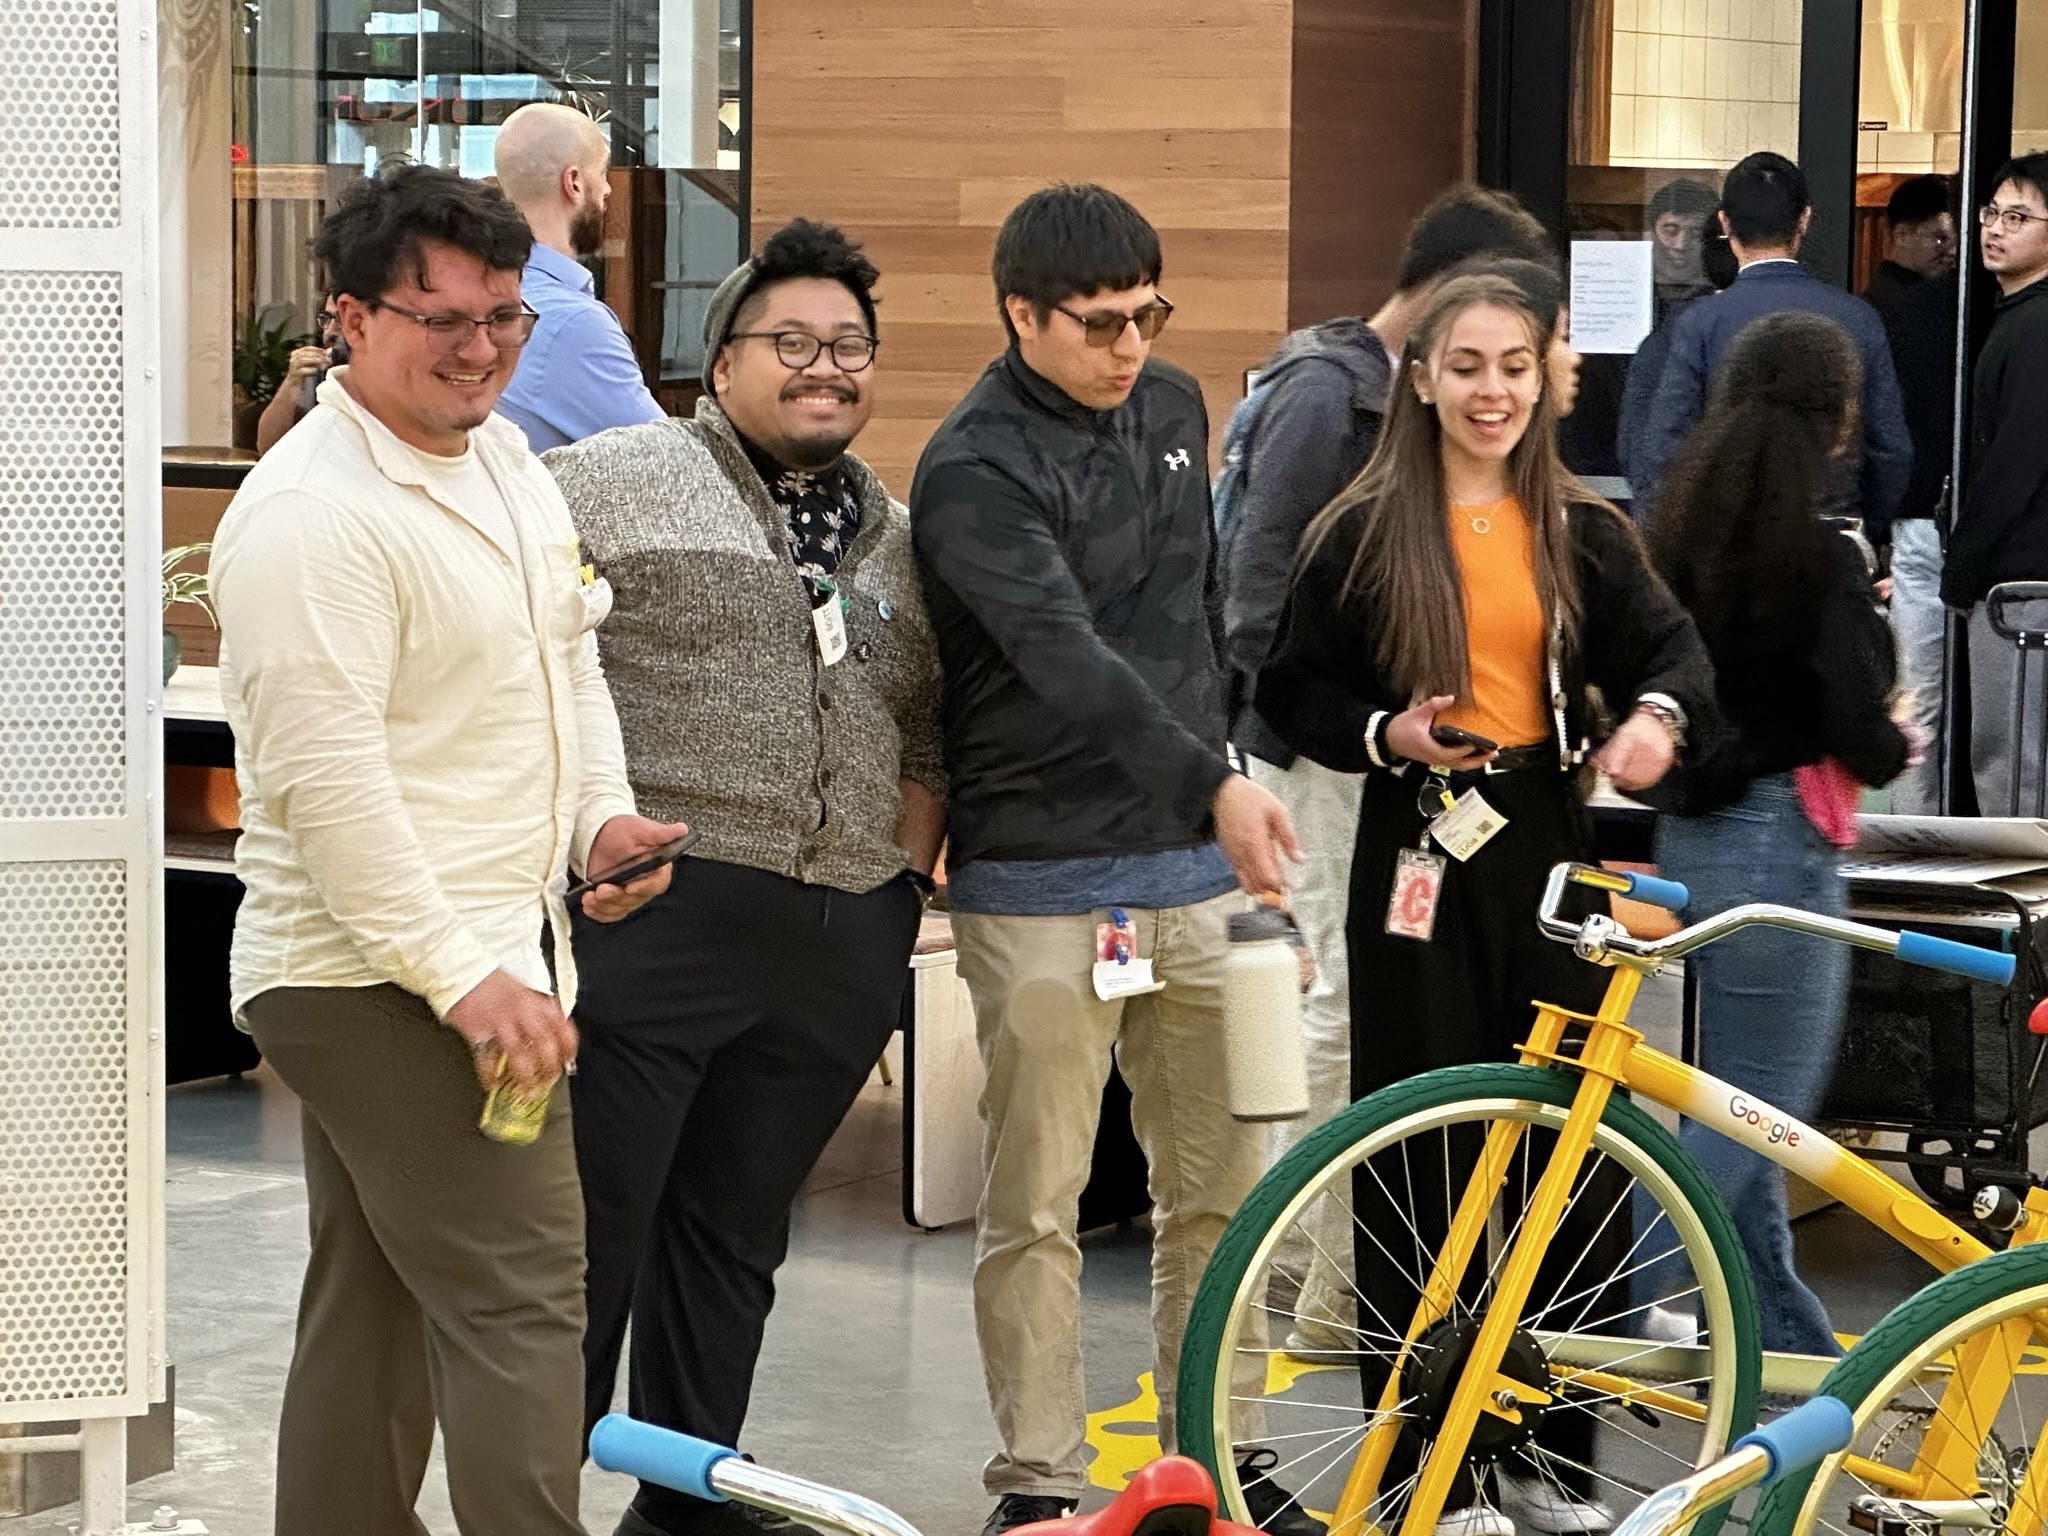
[1, 1064, 1945, 1536]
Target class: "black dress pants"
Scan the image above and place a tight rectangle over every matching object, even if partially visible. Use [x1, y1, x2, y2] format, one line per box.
[570, 858, 921, 1533]
[1346, 766, 1624, 1510]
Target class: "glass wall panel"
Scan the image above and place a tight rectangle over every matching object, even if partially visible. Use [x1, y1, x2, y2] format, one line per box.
[1561, 0, 1801, 488]
[227, 0, 744, 445]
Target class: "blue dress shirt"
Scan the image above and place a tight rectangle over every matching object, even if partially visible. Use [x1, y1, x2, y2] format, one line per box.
[1631, 259, 1912, 540]
[497, 243, 665, 453]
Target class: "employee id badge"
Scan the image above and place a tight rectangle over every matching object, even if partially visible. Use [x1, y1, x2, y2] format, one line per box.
[1091, 906, 1164, 1000]
[1386, 847, 1447, 941]
[811, 589, 848, 665]
[1428, 787, 1509, 862]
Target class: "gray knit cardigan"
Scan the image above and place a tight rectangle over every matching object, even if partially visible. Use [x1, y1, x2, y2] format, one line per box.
[543, 400, 944, 895]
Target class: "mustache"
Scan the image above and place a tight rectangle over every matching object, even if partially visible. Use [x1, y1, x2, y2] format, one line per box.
[781, 379, 857, 402]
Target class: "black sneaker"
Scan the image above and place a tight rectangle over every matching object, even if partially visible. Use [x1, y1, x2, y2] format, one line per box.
[980, 1493, 1078, 1536]
[1235, 1449, 1327, 1536]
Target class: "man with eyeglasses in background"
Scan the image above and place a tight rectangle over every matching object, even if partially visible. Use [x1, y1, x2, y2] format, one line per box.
[494, 101, 667, 451]
[211, 162, 684, 1535]
[1864, 174, 1959, 322]
[910, 183, 1314, 1536]
[543, 218, 944, 1536]
[1943, 153, 2048, 813]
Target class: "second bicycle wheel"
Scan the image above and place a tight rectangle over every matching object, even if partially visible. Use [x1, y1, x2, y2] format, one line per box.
[1751, 1240, 2048, 1536]
[1178, 1063, 1761, 1536]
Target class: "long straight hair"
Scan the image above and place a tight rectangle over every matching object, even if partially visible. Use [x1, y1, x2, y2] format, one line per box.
[1301, 273, 1587, 701]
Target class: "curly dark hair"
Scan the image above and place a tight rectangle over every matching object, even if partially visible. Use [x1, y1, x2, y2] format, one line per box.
[731, 217, 881, 337]
[313, 162, 533, 304]
[1645, 311, 1861, 666]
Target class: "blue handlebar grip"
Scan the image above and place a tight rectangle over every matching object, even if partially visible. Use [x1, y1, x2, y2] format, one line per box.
[1895, 931, 2017, 986]
[1731, 1397, 1854, 1485]
[1620, 871, 1689, 913]
[589, 1414, 736, 1501]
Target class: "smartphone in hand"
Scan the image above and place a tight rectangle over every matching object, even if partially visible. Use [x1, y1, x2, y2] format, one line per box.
[566, 828, 700, 900]
[1429, 722, 1499, 755]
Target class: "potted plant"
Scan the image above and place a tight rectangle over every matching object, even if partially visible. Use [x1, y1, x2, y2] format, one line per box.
[162, 542, 216, 682]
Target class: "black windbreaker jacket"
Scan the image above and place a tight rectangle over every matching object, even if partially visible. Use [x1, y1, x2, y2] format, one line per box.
[909, 349, 1234, 869]
[1944, 277, 2048, 607]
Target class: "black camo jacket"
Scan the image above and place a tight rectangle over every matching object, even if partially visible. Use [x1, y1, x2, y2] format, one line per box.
[909, 349, 1234, 869]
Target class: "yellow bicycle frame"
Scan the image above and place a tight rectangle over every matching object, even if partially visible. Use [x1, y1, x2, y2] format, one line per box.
[1325, 953, 2048, 1536]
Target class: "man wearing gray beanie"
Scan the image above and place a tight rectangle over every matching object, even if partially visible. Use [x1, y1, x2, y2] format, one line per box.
[543, 218, 945, 1536]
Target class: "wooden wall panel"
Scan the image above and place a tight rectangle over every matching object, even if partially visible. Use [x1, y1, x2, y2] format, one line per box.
[750, 0, 1294, 493]
[1287, 0, 1479, 329]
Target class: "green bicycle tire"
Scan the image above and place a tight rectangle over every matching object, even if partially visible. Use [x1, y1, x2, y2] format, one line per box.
[1176, 1061, 1763, 1536]
[1750, 1241, 2048, 1536]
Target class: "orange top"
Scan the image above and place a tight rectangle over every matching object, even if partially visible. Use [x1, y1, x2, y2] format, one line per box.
[1439, 495, 1548, 748]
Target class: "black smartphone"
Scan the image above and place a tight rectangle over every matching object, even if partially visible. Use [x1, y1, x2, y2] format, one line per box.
[566, 828, 700, 900]
[1430, 723, 1499, 755]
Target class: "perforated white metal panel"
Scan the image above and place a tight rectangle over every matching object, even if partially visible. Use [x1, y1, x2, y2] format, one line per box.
[0, 273, 129, 821]
[0, 0, 123, 228]
[0, 860, 133, 1403]
[0, 0, 163, 1433]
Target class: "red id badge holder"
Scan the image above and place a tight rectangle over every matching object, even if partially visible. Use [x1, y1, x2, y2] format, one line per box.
[1386, 777, 1451, 941]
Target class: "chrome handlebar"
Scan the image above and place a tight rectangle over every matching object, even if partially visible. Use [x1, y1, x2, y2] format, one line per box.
[1537, 864, 2017, 986]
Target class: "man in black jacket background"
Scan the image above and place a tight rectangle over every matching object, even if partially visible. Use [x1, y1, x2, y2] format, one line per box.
[910, 183, 1308, 1536]
[1945, 153, 2048, 813]
[1217, 185, 1550, 1364]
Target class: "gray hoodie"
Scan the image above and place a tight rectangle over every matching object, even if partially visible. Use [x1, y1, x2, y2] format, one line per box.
[1222, 318, 1395, 766]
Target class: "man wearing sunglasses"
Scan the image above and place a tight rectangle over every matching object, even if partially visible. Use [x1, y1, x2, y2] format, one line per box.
[210, 162, 685, 1535]
[543, 218, 944, 1536]
[910, 183, 1313, 1536]
[1943, 152, 2048, 812]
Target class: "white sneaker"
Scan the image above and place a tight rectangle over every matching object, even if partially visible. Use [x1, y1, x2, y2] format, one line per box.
[1434, 1507, 1516, 1536]
[1507, 1477, 1614, 1535]
[1640, 1304, 1698, 1346]
[1284, 1315, 1356, 1366]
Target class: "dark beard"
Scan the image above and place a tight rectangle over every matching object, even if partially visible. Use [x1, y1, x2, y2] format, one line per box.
[569, 198, 606, 259]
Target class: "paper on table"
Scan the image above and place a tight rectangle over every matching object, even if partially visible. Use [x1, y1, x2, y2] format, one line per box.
[1854, 814, 2048, 860]
[1569, 240, 1655, 354]
[1841, 854, 2048, 885]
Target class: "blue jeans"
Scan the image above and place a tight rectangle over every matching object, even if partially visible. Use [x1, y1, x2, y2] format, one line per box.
[1655, 774, 1848, 1358]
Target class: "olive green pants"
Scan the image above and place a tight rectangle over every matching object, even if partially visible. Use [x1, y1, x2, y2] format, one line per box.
[247, 983, 589, 1536]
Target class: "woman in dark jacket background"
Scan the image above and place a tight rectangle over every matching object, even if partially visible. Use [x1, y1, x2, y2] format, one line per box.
[1646, 310, 1914, 1358]
[1258, 273, 1716, 1536]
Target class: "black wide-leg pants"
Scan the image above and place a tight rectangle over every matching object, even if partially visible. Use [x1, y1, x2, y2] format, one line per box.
[1346, 766, 1624, 1508]
[570, 858, 922, 1533]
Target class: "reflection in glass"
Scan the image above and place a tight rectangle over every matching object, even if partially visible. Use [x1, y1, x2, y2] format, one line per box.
[1560, 0, 1803, 486]
[227, 0, 744, 447]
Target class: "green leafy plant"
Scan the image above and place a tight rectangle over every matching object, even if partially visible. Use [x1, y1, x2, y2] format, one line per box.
[233, 302, 315, 406]
[163, 543, 216, 628]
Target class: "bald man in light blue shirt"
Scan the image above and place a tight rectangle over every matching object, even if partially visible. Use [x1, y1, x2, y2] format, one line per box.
[495, 103, 665, 452]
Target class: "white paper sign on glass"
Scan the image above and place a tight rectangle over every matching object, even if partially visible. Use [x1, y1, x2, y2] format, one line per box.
[1569, 240, 1656, 355]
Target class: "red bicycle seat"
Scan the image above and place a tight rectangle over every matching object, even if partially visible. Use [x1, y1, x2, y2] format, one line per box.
[1010, 1457, 1264, 1536]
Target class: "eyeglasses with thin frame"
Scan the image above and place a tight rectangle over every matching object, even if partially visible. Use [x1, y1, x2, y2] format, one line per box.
[1053, 296, 1175, 348]
[370, 299, 541, 351]
[1979, 202, 2048, 234]
[727, 331, 879, 372]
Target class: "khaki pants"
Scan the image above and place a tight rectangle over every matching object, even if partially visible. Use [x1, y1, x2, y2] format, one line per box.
[953, 891, 1268, 1499]
[246, 985, 588, 1536]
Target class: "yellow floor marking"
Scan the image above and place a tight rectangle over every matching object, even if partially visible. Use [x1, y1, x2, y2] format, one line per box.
[1081, 1356, 1346, 1495]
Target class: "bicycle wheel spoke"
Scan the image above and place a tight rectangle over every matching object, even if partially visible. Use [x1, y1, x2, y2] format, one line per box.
[1188, 1085, 1755, 1536]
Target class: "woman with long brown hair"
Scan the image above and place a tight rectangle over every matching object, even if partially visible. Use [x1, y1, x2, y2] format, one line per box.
[1255, 273, 1716, 1536]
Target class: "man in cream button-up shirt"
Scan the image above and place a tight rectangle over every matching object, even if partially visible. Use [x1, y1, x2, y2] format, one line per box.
[210, 164, 684, 1536]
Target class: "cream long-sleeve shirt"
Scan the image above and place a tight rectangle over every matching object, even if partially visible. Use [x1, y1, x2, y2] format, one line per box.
[210, 373, 637, 1021]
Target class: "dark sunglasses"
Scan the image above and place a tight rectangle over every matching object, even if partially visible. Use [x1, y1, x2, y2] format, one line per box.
[1053, 296, 1174, 348]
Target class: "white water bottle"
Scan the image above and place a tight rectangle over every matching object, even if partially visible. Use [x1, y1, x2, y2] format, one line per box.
[1223, 905, 1310, 1122]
